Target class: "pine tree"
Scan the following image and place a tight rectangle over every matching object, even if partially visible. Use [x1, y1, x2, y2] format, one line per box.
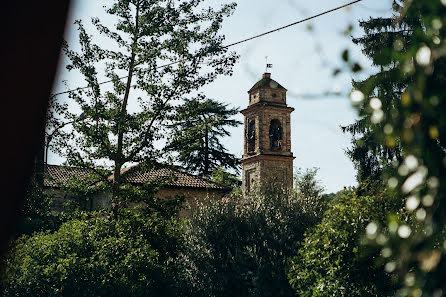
[167, 94, 241, 178]
[49, 0, 238, 210]
[342, 1, 421, 182]
[344, 1, 446, 294]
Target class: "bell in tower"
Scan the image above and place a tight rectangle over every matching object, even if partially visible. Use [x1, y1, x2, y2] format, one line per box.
[241, 72, 295, 193]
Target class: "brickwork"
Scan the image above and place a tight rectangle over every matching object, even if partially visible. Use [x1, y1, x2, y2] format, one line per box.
[241, 73, 294, 194]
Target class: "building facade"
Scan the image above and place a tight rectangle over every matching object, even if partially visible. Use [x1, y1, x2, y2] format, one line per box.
[241, 73, 294, 193]
[44, 164, 230, 217]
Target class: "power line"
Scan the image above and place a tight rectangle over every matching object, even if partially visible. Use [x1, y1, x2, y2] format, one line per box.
[52, 0, 363, 97]
[222, 0, 363, 48]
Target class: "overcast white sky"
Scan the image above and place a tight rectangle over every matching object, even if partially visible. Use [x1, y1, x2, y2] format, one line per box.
[50, 0, 394, 193]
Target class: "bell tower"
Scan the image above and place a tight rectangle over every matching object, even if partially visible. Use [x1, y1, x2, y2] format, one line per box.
[241, 72, 294, 193]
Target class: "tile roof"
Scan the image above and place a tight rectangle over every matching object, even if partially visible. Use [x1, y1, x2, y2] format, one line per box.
[116, 164, 230, 191]
[249, 77, 286, 92]
[44, 164, 229, 191]
[44, 164, 95, 187]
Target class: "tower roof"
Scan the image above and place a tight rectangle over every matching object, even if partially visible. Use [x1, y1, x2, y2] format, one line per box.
[248, 73, 286, 93]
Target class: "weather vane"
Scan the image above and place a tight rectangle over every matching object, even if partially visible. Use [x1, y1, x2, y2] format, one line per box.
[265, 56, 273, 73]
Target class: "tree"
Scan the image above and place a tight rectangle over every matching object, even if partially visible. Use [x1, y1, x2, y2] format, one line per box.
[1, 210, 181, 297]
[176, 173, 325, 297]
[342, 1, 446, 295]
[211, 166, 241, 194]
[50, 0, 238, 211]
[342, 3, 421, 183]
[167, 95, 241, 178]
[293, 168, 326, 218]
[288, 183, 401, 297]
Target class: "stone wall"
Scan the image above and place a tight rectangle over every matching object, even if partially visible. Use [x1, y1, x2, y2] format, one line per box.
[241, 155, 293, 194]
[45, 186, 226, 217]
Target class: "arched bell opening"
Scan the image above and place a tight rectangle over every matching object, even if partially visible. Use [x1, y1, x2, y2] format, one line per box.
[269, 119, 283, 150]
[247, 119, 256, 153]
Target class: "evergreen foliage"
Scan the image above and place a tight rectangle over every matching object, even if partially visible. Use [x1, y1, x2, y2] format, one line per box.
[342, 4, 421, 182]
[167, 95, 241, 178]
[342, 1, 446, 295]
[293, 168, 326, 217]
[15, 183, 59, 236]
[211, 166, 242, 195]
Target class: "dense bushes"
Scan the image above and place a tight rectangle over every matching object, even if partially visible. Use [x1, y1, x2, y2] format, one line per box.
[2, 171, 325, 297]
[1, 210, 180, 297]
[288, 185, 401, 297]
[176, 183, 324, 297]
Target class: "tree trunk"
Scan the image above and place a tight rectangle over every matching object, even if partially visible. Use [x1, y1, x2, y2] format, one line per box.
[112, 162, 122, 214]
[204, 123, 209, 178]
[111, 2, 140, 214]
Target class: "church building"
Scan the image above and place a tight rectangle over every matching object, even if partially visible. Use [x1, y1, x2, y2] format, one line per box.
[241, 73, 294, 193]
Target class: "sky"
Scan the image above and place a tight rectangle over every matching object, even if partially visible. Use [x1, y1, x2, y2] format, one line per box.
[50, 0, 394, 193]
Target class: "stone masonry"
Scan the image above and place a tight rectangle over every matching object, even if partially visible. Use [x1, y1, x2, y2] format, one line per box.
[241, 73, 295, 193]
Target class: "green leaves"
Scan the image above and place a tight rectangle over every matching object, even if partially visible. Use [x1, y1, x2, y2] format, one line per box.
[341, 1, 446, 295]
[176, 175, 325, 297]
[2, 210, 181, 297]
[50, 0, 239, 206]
[288, 186, 399, 297]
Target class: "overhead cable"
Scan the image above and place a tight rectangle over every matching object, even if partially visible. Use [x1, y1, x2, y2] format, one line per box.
[51, 0, 364, 97]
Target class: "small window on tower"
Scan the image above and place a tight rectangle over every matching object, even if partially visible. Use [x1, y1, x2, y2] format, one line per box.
[272, 93, 277, 98]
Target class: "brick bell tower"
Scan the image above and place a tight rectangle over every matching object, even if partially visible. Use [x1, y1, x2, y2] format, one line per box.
[241, 72, 295, 193]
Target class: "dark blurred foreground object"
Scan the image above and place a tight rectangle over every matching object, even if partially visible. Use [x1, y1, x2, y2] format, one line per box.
[0, 1, 71, 256]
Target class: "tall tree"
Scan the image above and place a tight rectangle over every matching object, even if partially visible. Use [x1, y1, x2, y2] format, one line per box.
[342, 2, 421, 183]
[167, 95, 241, 178]
[344, 0, 446, 295]
[49, 0, 238, 210]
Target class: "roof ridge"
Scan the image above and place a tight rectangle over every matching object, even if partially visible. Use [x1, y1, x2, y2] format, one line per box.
[46, 163, 231, 191]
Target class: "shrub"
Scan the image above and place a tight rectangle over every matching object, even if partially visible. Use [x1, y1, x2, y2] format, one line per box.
[288, 185, 400, 297]
[1, 210, 180, 297]
[176, 182, 323, 297]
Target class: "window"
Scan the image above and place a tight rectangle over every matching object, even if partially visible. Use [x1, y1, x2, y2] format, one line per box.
[269, 119, 283, 150]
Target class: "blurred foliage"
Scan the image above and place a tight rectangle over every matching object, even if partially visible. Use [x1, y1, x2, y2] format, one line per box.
[342, 6, 421, 183]
[176, 172, 325, 297]
[342, 0, 446, 296]
[167, 95, 241, 178]
[1, 210, 181, 297]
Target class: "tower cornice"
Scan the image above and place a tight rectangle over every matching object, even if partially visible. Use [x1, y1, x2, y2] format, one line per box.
[241, 153, 295, 164]
[241, 103, 294, 115]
